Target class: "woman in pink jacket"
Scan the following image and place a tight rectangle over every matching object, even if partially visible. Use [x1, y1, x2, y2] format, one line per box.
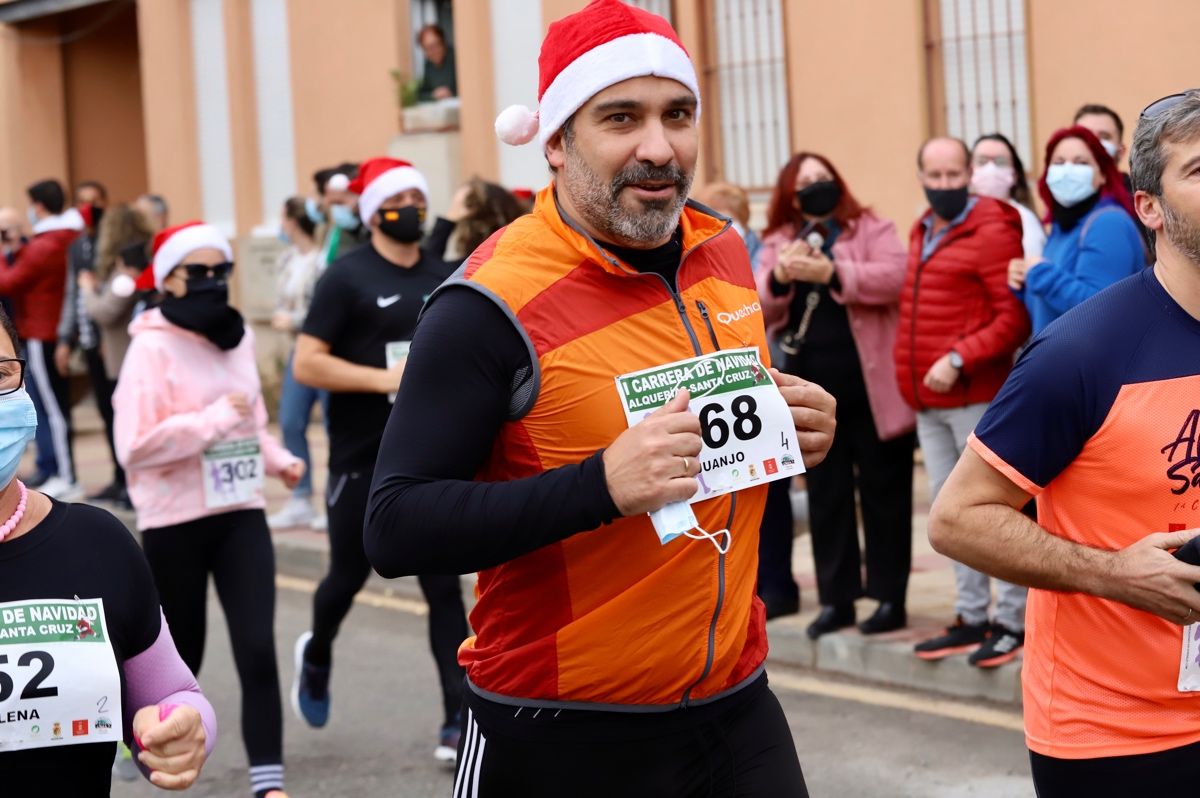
[113, 222, 303, 798]
[757, 152, 915, 640]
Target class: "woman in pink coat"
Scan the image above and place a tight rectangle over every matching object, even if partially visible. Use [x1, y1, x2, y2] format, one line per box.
[757, 152, 915, 639]
[113, 222, 303, 798]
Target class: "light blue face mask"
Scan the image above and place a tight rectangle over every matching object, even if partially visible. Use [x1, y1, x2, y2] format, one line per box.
[1046, 163, 1097, 208]
[277, 230, 292, 246]
[0, 388, 37, 489]
[304, 197, 326, 226]
[330, 204, 360, 231]
[26, 207, 38, 228]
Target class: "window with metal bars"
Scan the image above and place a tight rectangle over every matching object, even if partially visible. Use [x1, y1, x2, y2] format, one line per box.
[931, 0, 1033, 165]
[623, 0, 674, 21]
[702, 0, 791, 190]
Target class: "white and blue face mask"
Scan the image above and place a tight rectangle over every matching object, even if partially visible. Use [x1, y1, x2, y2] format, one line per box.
[0, 388, 37, 488]
[1046, 163, 1098, 208]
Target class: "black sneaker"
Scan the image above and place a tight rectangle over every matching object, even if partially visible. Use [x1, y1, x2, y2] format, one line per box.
[23, 471, 52, 489]
[913, 615, 988, 661]
[968, 624, 1024, 668]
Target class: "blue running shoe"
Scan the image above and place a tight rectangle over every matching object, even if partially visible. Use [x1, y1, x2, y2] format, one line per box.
[290, 631, 330, 728]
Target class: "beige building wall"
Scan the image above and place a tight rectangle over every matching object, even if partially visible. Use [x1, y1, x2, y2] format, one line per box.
[1028, 0, 1199, 178]
[286, 0, 405, 195]
[136, 0, 202, 222]
[782, 0, 929, 232]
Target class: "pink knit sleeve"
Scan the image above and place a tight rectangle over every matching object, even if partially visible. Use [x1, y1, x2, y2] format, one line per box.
[123, 610, 218, 776]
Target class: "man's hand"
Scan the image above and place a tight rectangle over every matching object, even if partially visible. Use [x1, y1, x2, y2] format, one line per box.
[923, 354, 960, 394]
[770, 369, 836, 468]
[603, 389, 702, 516]
[1101, 529, 1200, 625]
[54, 342, 71, 377]
[280, 461, 306, 490]
[133, 704, 207, 790]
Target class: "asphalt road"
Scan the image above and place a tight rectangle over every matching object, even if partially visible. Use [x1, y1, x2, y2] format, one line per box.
[113, 582, 1033, 798]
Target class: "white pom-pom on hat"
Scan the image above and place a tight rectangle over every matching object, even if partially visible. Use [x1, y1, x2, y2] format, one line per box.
[327, 173, 350, 193]
[495, 105, 540, 146]
[110, 273, 136, 298]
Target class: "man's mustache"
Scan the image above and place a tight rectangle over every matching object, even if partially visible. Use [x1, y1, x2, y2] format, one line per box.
[611, 164, 688, 196]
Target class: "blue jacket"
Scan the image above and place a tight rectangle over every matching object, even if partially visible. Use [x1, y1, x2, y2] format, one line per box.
[1020, 197, 1144, 334]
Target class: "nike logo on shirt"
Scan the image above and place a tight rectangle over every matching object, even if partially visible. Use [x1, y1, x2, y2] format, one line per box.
[376, 294, 401, 308]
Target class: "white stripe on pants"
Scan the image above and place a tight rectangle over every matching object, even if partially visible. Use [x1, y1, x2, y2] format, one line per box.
[917, 403, 1028, 631]
[26, 339, 72, 481]
[453, 708, 486, 798]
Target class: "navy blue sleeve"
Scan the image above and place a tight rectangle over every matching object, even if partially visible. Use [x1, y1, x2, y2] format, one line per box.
[972, 298, 1125, 492]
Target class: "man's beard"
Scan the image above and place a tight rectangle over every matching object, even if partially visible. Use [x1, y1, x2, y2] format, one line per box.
[1161, 195, 1200, 266]
[562, 141, 693, 247]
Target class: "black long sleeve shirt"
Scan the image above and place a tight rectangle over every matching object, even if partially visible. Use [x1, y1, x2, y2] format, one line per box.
[364, 231, 684, 577]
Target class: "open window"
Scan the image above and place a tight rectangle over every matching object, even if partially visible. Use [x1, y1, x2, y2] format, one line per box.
[403, 0, 459, 132]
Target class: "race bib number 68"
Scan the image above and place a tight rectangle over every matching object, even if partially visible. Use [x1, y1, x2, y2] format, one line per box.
[615, 347, 803, 504]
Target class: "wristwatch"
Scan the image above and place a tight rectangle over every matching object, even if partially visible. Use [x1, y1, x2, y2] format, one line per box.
[948, 350, 964, 370]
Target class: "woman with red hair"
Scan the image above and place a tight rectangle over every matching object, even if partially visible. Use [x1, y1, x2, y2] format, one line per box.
[1008, 126, 1145, 334]
[755, 152, 915, 638]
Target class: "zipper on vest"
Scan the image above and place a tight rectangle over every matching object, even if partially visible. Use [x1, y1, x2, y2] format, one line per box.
[647, 273, 703, 356]
[680, 492, 736, 708]
[695, 300, 721, 351]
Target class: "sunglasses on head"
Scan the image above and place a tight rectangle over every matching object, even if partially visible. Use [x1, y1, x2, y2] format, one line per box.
[1141, 89, 1200, 120]
[181, 261, 234, 281]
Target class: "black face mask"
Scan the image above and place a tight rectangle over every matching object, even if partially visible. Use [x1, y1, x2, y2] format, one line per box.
[160, 278, 245, 351]
[924, 186, 970, 221]
[795, 181, 842, 218]
[377, 206, 425, 243]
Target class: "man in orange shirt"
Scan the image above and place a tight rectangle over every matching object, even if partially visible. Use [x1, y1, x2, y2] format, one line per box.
[930, 89, 1200, 796]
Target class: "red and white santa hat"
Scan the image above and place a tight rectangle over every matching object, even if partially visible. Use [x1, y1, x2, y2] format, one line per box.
[494, 0, 700, 148]
[113, 221, 232, 296]
[348, 157, 430, 226]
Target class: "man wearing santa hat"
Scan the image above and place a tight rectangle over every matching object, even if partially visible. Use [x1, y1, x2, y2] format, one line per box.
[364, 1, 834, 794]
[290, 157, 469, 764]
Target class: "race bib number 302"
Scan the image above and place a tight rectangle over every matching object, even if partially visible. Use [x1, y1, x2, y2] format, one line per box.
[202, 437, 264, 510]
[0, 598, 122, 752]
[615, 347, 803, 504]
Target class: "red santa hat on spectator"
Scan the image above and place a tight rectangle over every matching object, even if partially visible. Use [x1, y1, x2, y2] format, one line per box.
[113, 221, 232, 296]
[348, 157, 430, 226]
[493, 0, 700, 148]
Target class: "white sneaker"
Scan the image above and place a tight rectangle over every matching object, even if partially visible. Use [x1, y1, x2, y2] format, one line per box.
[40, 476, 83, 502]
[268, 497, 317, 529]
[310, 514, 328, 531]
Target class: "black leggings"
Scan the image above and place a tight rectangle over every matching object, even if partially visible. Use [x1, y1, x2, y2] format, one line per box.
[1030, 740, 1200, 797]
[309, 469, 468, 725]
[141, 509, 283, 768]
[455, 676, 809, 797]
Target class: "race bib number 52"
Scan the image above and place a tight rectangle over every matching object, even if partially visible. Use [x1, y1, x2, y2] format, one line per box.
[615, 347, 803, 504]
[0, 598, 122, 752]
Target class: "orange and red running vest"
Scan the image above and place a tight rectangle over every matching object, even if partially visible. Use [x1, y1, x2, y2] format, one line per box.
[431, 186, 775, 710]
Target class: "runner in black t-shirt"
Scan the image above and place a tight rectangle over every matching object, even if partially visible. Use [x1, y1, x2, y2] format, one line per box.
[0, 306, 215, 794]
[292, 157, 468, 764]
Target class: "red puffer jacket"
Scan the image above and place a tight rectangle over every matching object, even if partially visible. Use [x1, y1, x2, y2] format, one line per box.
[0, 227, 78, 342]
[894, 197, 1029, 410]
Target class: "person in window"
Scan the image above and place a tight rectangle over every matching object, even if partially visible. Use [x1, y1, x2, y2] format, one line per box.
[416, 24, 457, 102]
[756, 152, 915, 636]
[1008, 126, 1144, 336]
